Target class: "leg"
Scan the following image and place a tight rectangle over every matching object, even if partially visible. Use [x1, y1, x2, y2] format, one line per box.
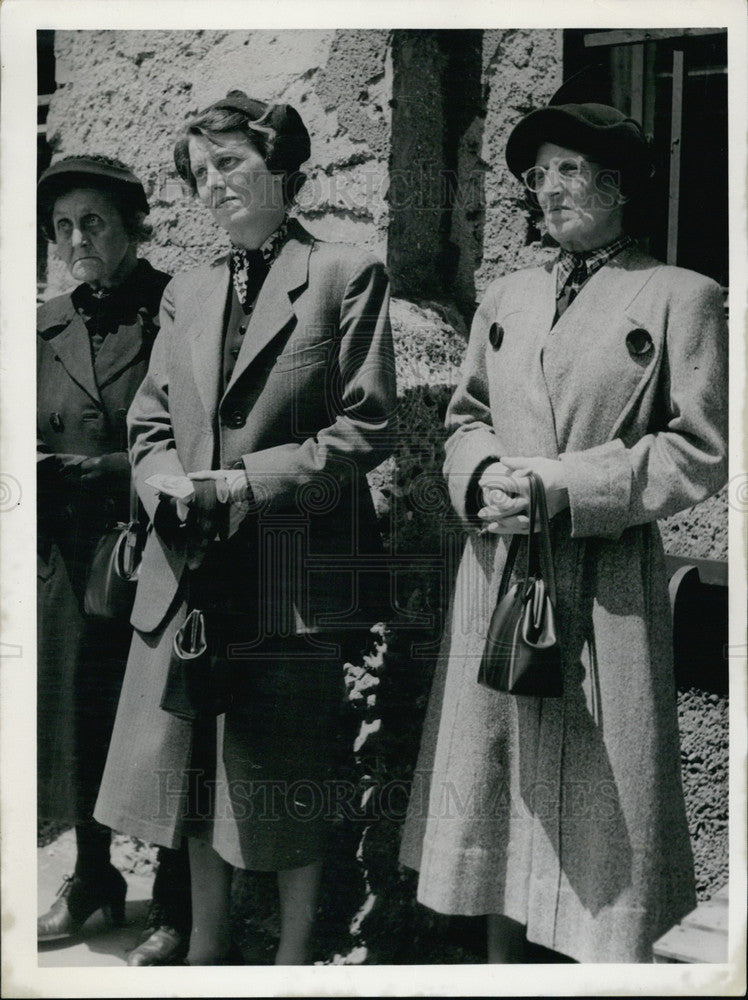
[185, 837, 233, 965]
[127, 840, 192, 965]
[150, 839, 192, 932]
[275, 861, 323, 965]
[487, 913, 527, 963]
[73, 817, 112, 877]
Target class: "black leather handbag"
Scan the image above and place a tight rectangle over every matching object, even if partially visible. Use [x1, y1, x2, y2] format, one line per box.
[83, 481, 142, 620]
[477, 471, 563, 697]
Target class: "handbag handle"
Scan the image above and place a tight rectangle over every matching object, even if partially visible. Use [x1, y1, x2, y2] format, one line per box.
[530, 473, 557, 606]
[494, 471, 556, 604]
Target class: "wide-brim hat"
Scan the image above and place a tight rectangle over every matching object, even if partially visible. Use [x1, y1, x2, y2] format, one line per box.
[37, 155, 149, 215]
[207, 90, 311, 172]
[505, 102, 651, 182]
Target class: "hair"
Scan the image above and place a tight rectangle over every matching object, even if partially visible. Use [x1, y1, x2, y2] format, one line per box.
[519, 141, 656, 240]
[173, 106, 307, 207]
[40, 154, 153, 244]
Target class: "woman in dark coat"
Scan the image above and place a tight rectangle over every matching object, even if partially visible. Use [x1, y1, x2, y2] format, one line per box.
[399, 104, 727, 962]
[37, 155, 189, 962]
[94, 93, 396, 964]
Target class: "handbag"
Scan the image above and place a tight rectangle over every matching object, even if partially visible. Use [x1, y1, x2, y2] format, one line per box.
[83, 480, 142, 620]
[159, 607, 231, 722]
[477, 471, 563, 697]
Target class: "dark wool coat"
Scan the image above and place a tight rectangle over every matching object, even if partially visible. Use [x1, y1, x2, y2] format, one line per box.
[94, 222, 396, 861]
[37, 259, 170, 822]
[399, 245, 728, 963]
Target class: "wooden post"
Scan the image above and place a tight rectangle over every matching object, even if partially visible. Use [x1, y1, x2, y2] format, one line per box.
[667, 48, 685, 265]
[630, 43, 644, 123]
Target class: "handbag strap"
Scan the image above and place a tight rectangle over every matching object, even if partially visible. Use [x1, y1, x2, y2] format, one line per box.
[497, 534, 521, 599]
[495, 471, 556, 604]
[528, 471, 557, 605]
[129, 475, 139, 525]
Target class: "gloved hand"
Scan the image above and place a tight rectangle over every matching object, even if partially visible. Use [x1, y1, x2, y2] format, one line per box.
[79, 453, 131, 489]
[188, 469, 251, 537]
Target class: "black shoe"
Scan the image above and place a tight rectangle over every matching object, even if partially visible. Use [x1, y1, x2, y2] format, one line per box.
[127, 924, 187, 966]
[38, 867, 127, 942]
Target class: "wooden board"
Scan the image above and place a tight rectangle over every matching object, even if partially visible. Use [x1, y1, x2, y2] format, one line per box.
[653, 885, 729, 963]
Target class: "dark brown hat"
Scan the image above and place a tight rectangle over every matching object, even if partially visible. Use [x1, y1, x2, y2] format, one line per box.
[505, 102, 651, 181]
[209, 90, 311, 172]
[37, 154, 149, 215]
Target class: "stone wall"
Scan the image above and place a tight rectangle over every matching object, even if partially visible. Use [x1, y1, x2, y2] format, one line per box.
[45, 28, 392, 294]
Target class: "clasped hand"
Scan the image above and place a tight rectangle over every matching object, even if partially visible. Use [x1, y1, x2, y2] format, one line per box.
[146, 469, 249, 538]
[477, 456, 569, 535]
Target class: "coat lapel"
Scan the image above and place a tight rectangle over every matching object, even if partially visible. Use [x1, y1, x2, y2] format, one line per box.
[94, 317, 147, 390]
[189, 260, 231, 420]
[549, 245, 658, 337]
[49, 311, 102, 405]
[222, 231, 312, 400]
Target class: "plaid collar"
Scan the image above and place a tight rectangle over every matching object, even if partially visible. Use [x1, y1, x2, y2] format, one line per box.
[229, 216, 291, 305]
[555, 234, 634, 298]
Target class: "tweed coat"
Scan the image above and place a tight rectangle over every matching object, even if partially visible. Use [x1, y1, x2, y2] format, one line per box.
[94, 221, 396, 855]
[398, 245, 727, 963]
[37, 259, 170, 821]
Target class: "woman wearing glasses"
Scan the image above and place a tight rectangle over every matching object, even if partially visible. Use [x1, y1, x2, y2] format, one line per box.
[399, 103, 727, 962]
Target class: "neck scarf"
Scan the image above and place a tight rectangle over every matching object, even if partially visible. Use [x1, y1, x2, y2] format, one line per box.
[229, 216, 291, 307]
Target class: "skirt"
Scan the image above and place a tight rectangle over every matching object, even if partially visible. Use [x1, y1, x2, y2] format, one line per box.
[183, 635, 347, 870]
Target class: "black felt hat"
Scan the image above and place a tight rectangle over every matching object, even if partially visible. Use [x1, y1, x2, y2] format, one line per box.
[37, 155, 149, 216]
[505, 102, 651, 183]
[209, 90, 311, 172]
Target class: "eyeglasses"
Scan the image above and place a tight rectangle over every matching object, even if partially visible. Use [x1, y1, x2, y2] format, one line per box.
[520, 156, 593, 194]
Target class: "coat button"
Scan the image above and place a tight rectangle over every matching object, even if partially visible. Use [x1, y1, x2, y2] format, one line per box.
[49, 412, 64, 432]
[489, 322, 504, 350]
[626, 328, 653, 357]
[224, 409, 246, 429]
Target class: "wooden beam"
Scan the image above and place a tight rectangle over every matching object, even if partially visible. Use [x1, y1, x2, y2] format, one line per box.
[643, 42, 656, 135]
[584, 28, 725, 48]
[666, 48, 685, 265]
[630, 43, 644, 123]
[665, 554, 728, 588]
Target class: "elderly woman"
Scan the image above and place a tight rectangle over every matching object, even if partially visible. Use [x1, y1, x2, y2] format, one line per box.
[94, 92, 396, 965]
[36, 156, 189, 960]
[399, 103, 727, 963]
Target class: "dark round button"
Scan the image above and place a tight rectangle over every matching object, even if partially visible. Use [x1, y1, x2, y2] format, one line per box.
[489, 322, 504, 350]
[224, 409, 245, 428]
[626, 328, 653, 357]
[49, 412, 64, 432]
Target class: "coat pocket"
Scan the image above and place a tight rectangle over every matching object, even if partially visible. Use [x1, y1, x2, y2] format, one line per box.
[272, 338, 334, 373]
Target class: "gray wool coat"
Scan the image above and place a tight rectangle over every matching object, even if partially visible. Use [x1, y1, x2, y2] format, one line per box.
[398, 245, 727, 963]
[94, 222, 396, 853]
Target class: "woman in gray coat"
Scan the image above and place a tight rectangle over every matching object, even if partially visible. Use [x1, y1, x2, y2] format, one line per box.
[94, 93, 396, 965]
[399, 104, 727, 962]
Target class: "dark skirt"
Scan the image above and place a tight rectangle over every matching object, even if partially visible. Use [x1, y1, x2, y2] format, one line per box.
[184, 638, 346, 870]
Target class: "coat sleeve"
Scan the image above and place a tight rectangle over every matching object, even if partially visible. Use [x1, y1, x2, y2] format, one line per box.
[238, 254, 397, 512]
[442, 284, 505, 526]
[127, 278, 189, 523]
[558, 276, 728, 539]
